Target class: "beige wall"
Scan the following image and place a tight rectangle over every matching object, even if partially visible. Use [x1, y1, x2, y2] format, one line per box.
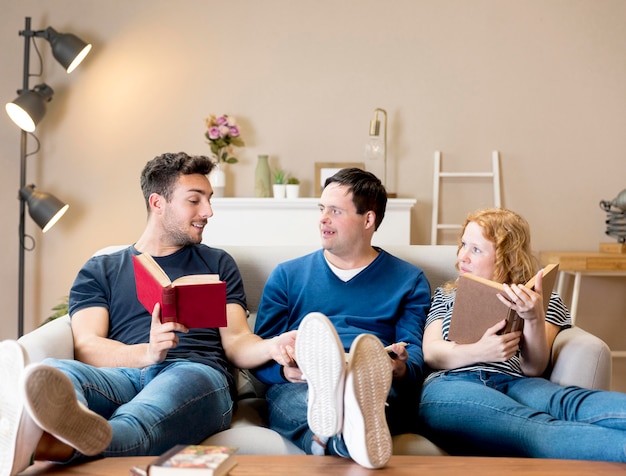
[1, 0, 625, 340]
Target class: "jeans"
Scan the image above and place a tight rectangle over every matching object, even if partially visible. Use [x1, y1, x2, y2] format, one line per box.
[419, 370, 626, 461]
[44, 358, 233, 457]
[266, 380, 418, 455]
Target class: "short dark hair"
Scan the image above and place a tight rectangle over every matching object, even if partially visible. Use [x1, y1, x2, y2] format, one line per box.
[324, 168, 387, 230]
[140, 152, 214, 210]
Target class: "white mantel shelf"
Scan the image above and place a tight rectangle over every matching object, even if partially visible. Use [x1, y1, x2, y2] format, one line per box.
[202, 197, 416, 247]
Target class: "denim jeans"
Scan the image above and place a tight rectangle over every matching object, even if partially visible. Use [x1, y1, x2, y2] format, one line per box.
[265, 382, 348, 456]
[266, 381, 418, 456]
[44, 358, 233, 457]
[419, 370, 626, 461]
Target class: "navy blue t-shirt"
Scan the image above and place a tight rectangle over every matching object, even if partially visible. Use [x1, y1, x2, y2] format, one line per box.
[69, 244, 247, 390]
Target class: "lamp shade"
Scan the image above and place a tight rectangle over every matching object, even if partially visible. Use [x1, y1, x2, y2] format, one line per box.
[44, 27, 92, 73]
[19, 184, 69, 233]
[5, 84, 54, 132]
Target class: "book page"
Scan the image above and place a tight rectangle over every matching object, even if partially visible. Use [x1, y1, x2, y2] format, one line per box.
[135, 253, 171, 287]
[172, 274, 221, 286]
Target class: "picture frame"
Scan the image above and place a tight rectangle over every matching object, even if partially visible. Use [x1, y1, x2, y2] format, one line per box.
[314, 162, 365, 196]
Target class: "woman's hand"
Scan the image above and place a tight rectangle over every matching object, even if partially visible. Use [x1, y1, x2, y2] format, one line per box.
[474, 319, 521, 362]
[498, 270, 552, 376]
[498, 269, 545, 324]
[423, 319, 519, 370]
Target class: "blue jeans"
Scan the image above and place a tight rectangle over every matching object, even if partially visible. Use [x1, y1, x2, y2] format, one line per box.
[419, 370, 626, 461]
[266, 381, 418, 455]
[44, 358, 233, 457]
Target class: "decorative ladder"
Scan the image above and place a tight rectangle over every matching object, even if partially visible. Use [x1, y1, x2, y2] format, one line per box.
[431, 150, 502, 245]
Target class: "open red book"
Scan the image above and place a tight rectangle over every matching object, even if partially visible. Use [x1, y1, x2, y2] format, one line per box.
[132, 253, 227, 328]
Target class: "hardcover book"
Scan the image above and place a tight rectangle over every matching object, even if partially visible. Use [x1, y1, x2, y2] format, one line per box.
[132, 253, 227, 328]
[147, 445, 237, 476]
[448, 263, 559, 344]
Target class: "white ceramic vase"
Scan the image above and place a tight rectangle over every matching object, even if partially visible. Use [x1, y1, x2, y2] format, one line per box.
[210, 163, 226, 197]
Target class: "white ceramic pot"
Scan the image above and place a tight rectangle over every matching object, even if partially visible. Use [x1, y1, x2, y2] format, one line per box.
[286, 184, 300, 199]
[273, 184, 286, 199]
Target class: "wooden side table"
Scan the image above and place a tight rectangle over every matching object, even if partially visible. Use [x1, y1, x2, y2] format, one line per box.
[539, 250, 626, 356]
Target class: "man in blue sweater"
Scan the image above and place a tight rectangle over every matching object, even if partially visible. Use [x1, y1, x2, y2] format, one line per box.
[253, 168, 431, 469]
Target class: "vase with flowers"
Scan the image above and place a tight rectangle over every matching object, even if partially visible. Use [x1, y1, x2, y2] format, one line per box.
[205, 114, 245, 196]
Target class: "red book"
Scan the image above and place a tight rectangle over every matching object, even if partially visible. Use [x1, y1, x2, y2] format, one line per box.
[132, 253, 227, 328]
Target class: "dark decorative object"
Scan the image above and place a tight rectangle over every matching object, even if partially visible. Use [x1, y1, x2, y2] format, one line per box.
[599, 188, 626, 243]
[5, 16, 91, 337]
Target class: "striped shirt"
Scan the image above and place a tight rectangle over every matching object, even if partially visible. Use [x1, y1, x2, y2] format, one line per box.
[424, 287, 571, 384]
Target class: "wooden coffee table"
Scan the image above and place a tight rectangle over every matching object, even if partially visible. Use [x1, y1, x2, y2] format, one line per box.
[19, 454, 625, 475]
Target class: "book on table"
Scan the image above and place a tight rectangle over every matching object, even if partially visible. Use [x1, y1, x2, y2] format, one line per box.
[145, 445, 237, 476]
[448, 263, 559, 344]
[132, 253, 227, 328]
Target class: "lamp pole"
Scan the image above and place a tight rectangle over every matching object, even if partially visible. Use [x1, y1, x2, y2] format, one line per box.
[10, 16, 86, 337]
[18, 131, 28, 338]
[17, 17, 34, 337]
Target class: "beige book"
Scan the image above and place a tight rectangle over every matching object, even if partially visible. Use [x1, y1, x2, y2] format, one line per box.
[448, 264, 559, 344]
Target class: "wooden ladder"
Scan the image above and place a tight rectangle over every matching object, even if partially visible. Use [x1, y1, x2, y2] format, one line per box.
[431, 150, 502, 245]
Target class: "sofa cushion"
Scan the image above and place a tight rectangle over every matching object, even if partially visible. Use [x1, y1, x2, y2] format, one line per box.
[202, 426, 304, 455]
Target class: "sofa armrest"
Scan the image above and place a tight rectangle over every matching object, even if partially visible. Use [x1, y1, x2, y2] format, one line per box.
[550, 326, 612, 390]
[17, 314, 74, 363]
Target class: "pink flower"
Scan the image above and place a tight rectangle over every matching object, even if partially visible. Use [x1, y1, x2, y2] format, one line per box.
[208, 126, 221, 140]
[205, 114, 245, 164]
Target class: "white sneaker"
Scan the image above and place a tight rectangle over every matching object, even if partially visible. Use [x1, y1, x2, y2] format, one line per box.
[296, 312, 346, 438]
[21, 364, 112, 456]
[343, 334, 393, 469]
[0, 340, 42, 476]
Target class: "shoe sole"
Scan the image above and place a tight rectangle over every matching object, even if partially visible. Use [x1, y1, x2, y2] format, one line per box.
[0, 340, 41, 476]
[22, 364, 112, 456]
[343, 334, 392, 469]
[296, 312, 346, 438]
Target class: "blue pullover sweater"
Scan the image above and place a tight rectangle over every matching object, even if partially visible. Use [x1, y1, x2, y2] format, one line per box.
[253, 248, 431, 387]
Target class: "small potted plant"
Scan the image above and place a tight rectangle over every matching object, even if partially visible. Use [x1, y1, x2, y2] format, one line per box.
[273, 169, 286, 199]
[286, 176, 300, 199]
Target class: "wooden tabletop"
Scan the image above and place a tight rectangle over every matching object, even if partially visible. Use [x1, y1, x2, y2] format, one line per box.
[539, 250, 626, 271]
[20, 454, 625, 475]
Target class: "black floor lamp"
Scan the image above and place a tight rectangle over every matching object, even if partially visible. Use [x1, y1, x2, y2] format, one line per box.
[5, 16, 92, 337]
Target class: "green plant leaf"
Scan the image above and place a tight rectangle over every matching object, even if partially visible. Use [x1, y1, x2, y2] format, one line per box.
[41, 296, 69, 326]
[273, 170, 286, 184]
[230, 137, 245, 147]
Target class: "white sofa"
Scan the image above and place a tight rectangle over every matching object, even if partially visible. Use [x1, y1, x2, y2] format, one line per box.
[17, 245, 613, 456]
